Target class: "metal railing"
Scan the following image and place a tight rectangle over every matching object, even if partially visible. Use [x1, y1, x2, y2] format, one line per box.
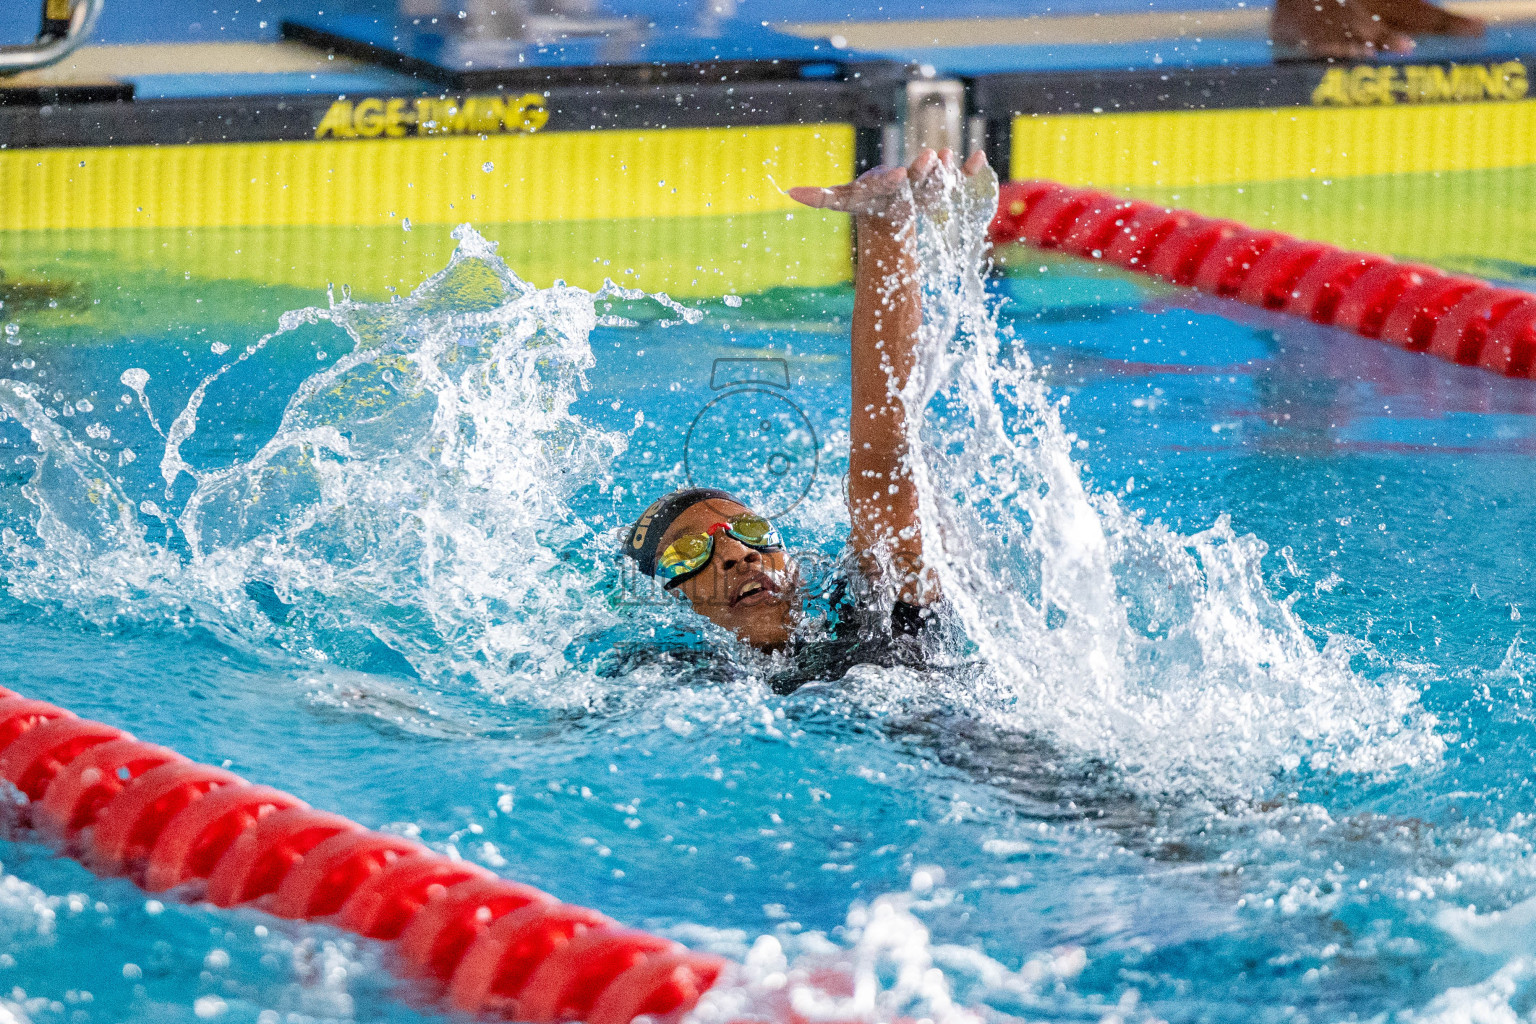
[0, 0, 105, 75]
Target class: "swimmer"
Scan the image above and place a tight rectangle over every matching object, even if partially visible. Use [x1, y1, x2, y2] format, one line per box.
[621, 147, 994, 658]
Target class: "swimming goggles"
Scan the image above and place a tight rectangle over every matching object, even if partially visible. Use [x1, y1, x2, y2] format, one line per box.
[657, 513, 784, 589]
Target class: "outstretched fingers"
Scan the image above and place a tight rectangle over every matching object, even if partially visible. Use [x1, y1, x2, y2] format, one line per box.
[909, 149, 948, 209]
[786, 185, 840, 210]
[789, 166, 910, 214]
[910, 148, 942, 179]
[911, 148, 993, 211]
[788, 150, 989, 214]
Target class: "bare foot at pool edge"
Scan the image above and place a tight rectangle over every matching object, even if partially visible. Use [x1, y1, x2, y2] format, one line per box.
[1271, 0, 1484, 60]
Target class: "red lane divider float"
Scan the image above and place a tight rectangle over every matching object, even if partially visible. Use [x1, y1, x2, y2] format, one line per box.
[989, 180, 1536, 379]
[0, 687, 725, 1023]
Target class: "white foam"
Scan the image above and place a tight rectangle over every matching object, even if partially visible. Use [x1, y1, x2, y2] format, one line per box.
[1407, 956, 1536, 1024]
[878, 159, 1441, 798]
[683, 880, 1157, 1024]
[0, 228, 657, 702]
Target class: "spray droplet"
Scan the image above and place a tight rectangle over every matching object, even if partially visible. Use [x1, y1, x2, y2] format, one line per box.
[723, 294, 743, 308]
[402, 218, 412, 232]
[482, 161, 494, 173]
[120, 367, 164, 437]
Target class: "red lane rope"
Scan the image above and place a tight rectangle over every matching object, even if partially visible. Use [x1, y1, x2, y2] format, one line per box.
[989, 181, 1536, 378]
[0, 686, 726, 1021]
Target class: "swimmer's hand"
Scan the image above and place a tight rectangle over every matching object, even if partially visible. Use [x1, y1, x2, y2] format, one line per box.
[787, 148, 989, 224]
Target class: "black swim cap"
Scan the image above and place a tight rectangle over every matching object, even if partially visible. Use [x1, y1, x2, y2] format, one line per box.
[622, 487, 742, 577]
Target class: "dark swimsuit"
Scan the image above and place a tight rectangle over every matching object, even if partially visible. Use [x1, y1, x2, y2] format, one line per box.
[765, 577, 950, 694]
[597, 575, 948, 694]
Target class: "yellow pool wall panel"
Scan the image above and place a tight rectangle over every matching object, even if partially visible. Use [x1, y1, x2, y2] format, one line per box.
[0, 123, 854, 231]
[1011, 101, 1536, 189]
[0, 210, 850, 304]
[1105, 165, 1536, 275]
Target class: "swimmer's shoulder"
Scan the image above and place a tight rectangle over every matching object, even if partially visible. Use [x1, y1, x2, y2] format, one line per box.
[768, 596, 953, 694]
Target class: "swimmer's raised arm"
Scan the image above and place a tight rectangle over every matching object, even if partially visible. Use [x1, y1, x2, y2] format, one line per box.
[790, 148, 989, 606]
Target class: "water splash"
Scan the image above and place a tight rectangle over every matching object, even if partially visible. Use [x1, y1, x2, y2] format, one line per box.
[690, 894, 989, 1024]
[886, 160, 1441, 798]
[0, 226, 638, 701]
[0, 377, 185, 622]
[683, 871, 1151, 1024]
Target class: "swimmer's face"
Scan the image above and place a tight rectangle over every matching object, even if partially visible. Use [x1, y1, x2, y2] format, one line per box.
[658, 498, 799, 650]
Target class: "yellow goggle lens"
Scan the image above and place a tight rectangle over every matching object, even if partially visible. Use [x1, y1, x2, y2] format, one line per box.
[729, 514, 774, 545]
[661, 533, 710, 567]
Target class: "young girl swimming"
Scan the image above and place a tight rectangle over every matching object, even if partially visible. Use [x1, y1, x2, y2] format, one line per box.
[622, 147, 995, 657]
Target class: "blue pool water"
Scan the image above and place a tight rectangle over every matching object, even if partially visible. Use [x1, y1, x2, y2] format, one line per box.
[3, 191, 1536, 1024]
